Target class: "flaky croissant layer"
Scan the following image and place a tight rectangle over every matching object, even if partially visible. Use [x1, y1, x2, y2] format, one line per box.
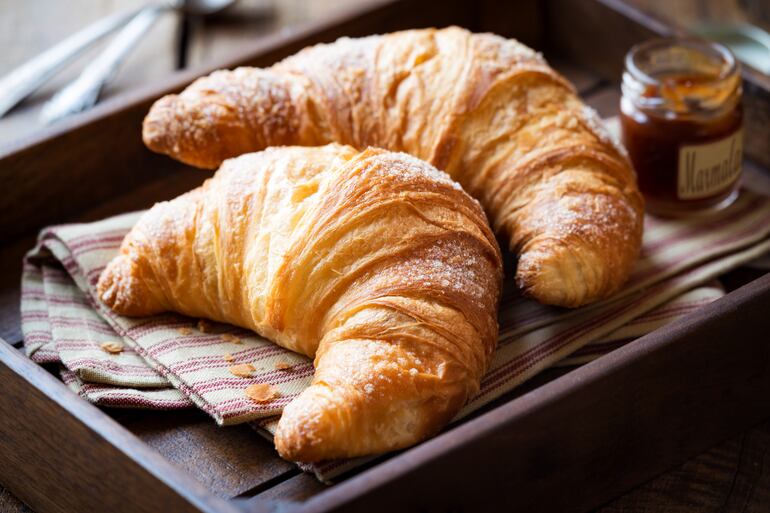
[97, 144, 503, 462]
[143, 26, 644, 308]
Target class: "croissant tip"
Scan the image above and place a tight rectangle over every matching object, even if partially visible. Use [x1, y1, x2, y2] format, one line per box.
[515, 251, 587, 308]
[142, 97, 174, 150]
[142, 101, 221, 170]
[274, 421, 325, 463]
[516, 249, 631, 308]
[96, 262, 119, 309]
[96, 254, 164, 317]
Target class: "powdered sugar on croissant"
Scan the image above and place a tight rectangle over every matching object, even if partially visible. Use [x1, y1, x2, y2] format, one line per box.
[143, 27, 643, 307]
[97, 144, 502, 462]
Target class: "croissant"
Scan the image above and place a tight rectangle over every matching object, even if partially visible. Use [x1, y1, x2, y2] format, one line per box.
[143, 26, 644, 308]
[97, 144, 502, 462]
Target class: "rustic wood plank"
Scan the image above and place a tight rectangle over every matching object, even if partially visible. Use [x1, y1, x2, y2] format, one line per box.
[719, 421, 770, 513]
[118, 409, 295, 499]
[0, 338, 241, 513]
[246, 334, 770, 508]
[186, 0, 362, 69]
[0, 113, 188, 243]
[546, 0, 673, 77]
[252, 473, 328, 504]
[596, 418, 770, 513]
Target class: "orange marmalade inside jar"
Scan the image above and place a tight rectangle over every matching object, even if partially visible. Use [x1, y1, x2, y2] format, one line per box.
[620, 38, 743, 216]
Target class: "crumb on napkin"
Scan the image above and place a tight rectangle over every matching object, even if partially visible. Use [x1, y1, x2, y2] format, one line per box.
[229, 363, 255, 378]
[100, 341, 123, 354]
[245, 383, 278, 403]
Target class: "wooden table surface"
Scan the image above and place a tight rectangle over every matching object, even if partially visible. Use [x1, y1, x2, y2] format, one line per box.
[1, 1, 769, 512]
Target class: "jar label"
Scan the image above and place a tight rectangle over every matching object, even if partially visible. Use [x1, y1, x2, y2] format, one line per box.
[678, 130, 743, 200]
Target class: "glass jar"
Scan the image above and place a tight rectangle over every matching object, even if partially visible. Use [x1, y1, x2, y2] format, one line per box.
[620, 38, 743, 216]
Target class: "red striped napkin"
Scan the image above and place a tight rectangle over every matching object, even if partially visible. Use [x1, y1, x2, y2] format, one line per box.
[555, 282, 724, 367]
[23, 216, 313, 422]
[21, 186, 770, 481]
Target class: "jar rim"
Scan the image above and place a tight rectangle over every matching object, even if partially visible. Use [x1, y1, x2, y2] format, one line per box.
[625, 37, 738, 86]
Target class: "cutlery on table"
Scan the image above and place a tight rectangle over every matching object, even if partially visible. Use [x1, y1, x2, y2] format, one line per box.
[0, 7, 143, 118]
[41, 0, 236, 124]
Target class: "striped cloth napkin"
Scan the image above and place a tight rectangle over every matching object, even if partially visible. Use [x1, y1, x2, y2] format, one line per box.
[21, 186, 770, 481]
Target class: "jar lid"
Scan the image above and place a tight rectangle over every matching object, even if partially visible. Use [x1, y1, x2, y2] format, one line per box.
[624, 37, 741, 114]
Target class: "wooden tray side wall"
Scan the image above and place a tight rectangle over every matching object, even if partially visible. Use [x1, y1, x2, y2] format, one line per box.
[300, 274, 770, 513]
[0, 341, 242, 513]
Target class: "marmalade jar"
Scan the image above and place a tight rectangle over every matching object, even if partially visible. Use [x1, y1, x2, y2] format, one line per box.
[620, 38, 743, 216]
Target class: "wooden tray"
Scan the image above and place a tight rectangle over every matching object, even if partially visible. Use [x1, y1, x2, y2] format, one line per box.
[2, 1, 770, 512]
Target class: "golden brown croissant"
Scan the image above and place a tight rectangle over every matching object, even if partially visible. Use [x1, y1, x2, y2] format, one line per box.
[97, 144, 502, 462]
[143, 26, 644, 308]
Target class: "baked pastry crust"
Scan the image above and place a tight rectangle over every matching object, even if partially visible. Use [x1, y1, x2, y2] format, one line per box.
[97, 144, 503, 462]
[143, 27, 644, 307]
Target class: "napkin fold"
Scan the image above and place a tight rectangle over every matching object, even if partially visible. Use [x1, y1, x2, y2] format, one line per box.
[21, 186, 770, 482]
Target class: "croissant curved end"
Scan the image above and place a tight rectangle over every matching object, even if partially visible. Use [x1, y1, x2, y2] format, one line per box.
[515, 224, 640, 308]
[274, 360, 466, 463]
[143, 94, 238, 170]
[97, 255, 165, 317]
[142, 96, 179, 156]
[515, 242, 599, 308]
[274, 384, 442, 463]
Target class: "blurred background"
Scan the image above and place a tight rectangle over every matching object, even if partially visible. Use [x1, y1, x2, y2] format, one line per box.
[0, 0, 768, 148]
[0, 0, 362, 146]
